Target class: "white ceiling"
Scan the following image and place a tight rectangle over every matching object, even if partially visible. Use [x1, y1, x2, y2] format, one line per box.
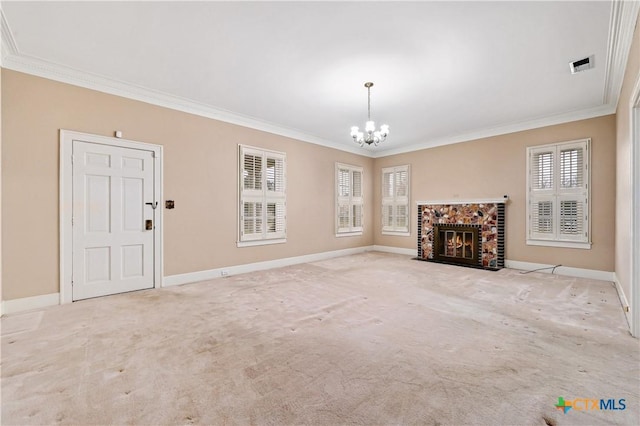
[1, 1, 638, 157]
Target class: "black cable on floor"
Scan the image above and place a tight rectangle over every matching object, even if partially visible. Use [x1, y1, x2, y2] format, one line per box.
[519, 264, 561, 274]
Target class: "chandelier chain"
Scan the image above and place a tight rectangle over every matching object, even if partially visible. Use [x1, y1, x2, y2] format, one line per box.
[367, 85, 371, 121]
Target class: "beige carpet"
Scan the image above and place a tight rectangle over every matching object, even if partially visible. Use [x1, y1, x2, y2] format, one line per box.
[1, 252, 638, 425]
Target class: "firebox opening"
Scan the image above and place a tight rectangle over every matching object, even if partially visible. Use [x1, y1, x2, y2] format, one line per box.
[439, 230, 475, 259]
[433, 225, 480, 267]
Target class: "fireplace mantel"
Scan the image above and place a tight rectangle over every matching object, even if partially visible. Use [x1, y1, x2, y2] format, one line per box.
[416, 197, 509, 205]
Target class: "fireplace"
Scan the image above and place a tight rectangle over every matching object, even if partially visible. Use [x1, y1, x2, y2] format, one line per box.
[417, 199, 506, 270]
[433, 224, 480, 266]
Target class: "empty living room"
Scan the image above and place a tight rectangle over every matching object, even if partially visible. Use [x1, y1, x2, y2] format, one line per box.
[1, 1, 640, 425]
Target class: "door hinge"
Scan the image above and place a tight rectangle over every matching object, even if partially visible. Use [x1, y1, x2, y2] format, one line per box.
[71, 155, 74, 164]
[71, 217, 74, 225]
[151, 151, 156, 158]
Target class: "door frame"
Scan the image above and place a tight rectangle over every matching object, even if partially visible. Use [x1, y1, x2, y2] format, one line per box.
[59, 130, 163, 304]
[631, 75, 640, 337]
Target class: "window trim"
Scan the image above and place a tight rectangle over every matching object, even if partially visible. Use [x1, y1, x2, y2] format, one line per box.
[526, 239, 591, 250]
[238, 144, 286, 247]
[526, 138, 591, 249]
[335, 162, 364, 237]
[381, 164, 411, 236]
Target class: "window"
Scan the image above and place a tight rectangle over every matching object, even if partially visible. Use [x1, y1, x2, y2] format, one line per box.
[238, 145, 286, 246]
[382, 165, 410, 235]
[526, 139, 590, 249]
[336, 163, 363, 236]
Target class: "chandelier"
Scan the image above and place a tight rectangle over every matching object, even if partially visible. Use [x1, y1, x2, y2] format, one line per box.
[350, 82, 389, 146]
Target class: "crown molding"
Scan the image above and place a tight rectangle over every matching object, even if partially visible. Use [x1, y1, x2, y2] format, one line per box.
[3, 45, 614, 161]
[1, 2, 637, 159]
[603, 0, 640, 106]
[373, 0, 639, 159]
[371, 103, 616, 158]
[0, 35, 371, 157]
[0, 8, 18, 67]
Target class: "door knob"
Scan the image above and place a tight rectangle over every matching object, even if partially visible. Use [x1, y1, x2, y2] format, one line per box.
[145, 202, 158, 209]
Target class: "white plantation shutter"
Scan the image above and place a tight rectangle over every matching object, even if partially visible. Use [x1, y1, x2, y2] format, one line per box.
[381, 165, 410, 233]
[395, 168, 408, 197]
[351, 169, 363, 230]
[352, 170, 362, 197]
[352, 204, 363, 228]
[560, 147, 583, 189]
[336, 163, 364, 234]
[382, 170, 394, 229]
[394, 167, 409, 232]
[265, 155, 286, 237]
[338, 168, 350, 197]
[243, 153, 262, 191]
[531, 199, 553, 236]
[557, 143, 587, 242]
[382, 204, 394, 229]
[396, 204, 408, 229]
[532, 151, 554, 190]
[243, 201, 263, 236]
[559, 199, 583, 236]
[337, 167, 351, 233]
[239, 145, 286, 244]
[383, 170, 394, 198]
[527, 139, 589, 247]
[266, 156, 285, 192]
[266, 202, 285, 235]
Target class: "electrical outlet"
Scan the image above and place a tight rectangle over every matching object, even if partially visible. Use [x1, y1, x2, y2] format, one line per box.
[221, 270, 229, 277]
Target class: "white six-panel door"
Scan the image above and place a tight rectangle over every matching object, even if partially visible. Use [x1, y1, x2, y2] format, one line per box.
[72, 141, 155, 301]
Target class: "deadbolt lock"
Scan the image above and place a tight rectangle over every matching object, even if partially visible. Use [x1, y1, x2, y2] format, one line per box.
[145, 219, 153, 230]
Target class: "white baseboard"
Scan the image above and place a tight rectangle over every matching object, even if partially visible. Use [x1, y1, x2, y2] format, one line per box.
[505, 260, 615, 282]
[164, 246, 372, 287]
[613, 273, 632, 329]
[1, 293, 60, 316]
[166, 252, 617, 288]
[1, 248, 374, 314]
[2, 254, 618, 317]
[371, 245, 417, 256]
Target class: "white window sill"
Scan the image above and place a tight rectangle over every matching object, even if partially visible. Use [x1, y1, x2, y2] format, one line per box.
[237, 238, 286, 248]
[382, 231, 411, 237]
[526, 239, 591, 250]
[336, 231, 363, 238]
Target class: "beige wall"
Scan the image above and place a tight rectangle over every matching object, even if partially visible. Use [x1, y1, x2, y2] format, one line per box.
[373, 115, 617, 272]
[1, 70, 374, 301]
[615, 14, 640, 308]
[0, 62, 626, 302]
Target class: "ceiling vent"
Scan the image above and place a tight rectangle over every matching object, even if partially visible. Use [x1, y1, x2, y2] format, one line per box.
[570, 55, 594, 74]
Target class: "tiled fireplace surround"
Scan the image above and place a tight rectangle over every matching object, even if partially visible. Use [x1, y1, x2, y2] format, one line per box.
[418, 200, 506, 270]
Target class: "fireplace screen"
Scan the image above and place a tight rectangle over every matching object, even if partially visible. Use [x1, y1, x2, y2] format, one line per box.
[440, 230, 474, 259]
[433, 225, 480, 266]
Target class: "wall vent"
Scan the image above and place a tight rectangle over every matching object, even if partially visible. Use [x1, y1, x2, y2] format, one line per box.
[570, 55, 594, 74]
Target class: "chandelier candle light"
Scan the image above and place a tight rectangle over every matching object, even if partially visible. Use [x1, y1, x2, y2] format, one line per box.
[350, 82, 389, 146]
